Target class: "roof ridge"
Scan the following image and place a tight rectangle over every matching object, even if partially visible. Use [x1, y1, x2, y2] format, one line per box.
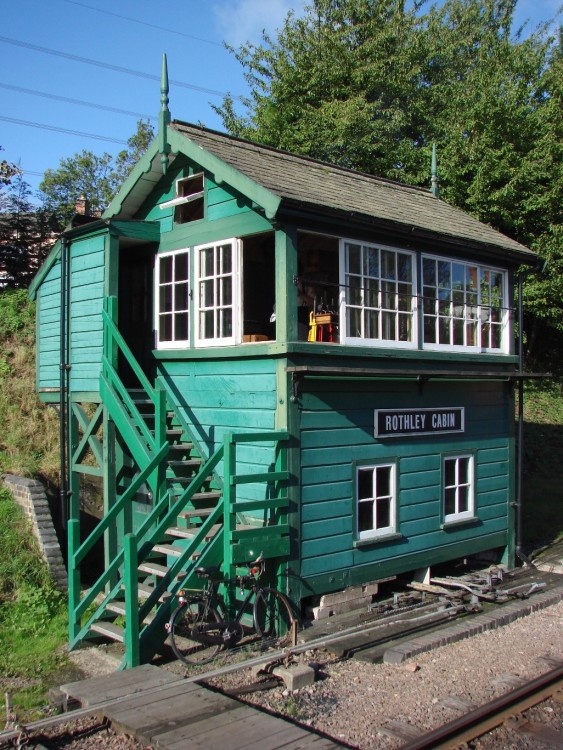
[170, 119, 429, 196]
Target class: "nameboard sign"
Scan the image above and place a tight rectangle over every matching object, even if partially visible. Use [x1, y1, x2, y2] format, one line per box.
[375, 407, 465, 438]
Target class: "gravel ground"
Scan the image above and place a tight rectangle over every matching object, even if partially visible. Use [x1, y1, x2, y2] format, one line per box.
[206, 599, 563, 749]
[6, 598, 561, 749]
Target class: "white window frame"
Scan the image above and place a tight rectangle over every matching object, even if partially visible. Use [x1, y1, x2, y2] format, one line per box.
[422, 255, 509, 353]
[194, 238, 242, 347]
[443, 454, 474, 523]
[356, 463, 397, 541]
[339, 240, 417, 348]
[154, 248, 191, 350]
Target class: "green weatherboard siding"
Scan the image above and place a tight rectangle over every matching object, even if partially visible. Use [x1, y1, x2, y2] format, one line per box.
[158, 357, 279, 504]
[37, 258, 62, 390]
[298, 379, 512, 580]
[70, 235, 105, 394]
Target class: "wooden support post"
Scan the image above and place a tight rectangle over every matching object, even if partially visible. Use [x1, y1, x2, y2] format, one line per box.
[124, 533, 140, 668]
[67, 518, 81, 646]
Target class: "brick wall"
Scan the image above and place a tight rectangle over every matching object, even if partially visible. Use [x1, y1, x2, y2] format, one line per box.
[2, 474, 67, 590]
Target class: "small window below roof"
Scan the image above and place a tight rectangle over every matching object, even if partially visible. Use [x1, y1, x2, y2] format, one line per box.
[159, 173, 204, 224]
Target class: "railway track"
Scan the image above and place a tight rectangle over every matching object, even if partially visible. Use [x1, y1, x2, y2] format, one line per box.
[399, 662, 563, 750]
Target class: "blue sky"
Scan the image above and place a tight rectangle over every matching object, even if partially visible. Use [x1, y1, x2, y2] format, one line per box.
[1, 0, 559, 203]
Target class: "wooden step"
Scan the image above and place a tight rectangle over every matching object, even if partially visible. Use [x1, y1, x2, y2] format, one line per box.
[106, 599, 155, 623]
[138, 561, 170, 577]
[90, 621, 125, 642]
[152, 542, 184, 557]
[167, 459, 202, 469]
[168, 442, 194, 452]
[136, 582, 172, 602]
[172, 524, 222, 543]
[177, 508, 215, 522]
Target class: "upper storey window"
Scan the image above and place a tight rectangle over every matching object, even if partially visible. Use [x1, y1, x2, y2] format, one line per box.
[422, 256, 507, 352]
[155, 249, 190, 349]
[160, 173, 204, 224]
[340, 241, 416, 347]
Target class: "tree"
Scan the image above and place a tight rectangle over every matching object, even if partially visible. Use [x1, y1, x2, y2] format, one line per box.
[0, 174, 54, 288]
[0, 147, 20, 186]
[39, 119, 154, 228]
[215, 0, 562, 360]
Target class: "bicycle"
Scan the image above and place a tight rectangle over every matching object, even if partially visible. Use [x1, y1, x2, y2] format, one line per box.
[165, 554, 299, 666]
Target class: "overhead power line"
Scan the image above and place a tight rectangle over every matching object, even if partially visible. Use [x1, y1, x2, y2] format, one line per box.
[0, 36, 228, 98]
[0, 82, 156, 121]
[0, 116, 128, 145]
[62, 0, 223, 47]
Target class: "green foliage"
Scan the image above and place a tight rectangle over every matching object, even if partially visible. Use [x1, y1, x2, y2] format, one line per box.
[0, 288, 36, 338]
[0, 145, 20, 186]
[0, 488, 69, 718]
[0, 290, 60, 478]
[39, 119, 155, 227]
[0, 174, 55, 288]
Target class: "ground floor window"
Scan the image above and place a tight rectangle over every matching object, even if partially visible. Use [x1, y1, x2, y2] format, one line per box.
[356, 463, 396, 540]
[443, 455, 474, 522]
[195, 239, 240, 347]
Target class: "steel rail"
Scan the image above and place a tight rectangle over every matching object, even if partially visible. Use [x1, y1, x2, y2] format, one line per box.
[399, 663, 563, 750]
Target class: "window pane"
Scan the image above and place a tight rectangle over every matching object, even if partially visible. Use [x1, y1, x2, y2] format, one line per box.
[159, 314, 172, 342]
[438, 261, 451, 289]
[397, 253, 412, 283]
[174, 282, 189, 311]
[365, 309, 379, 339]
[364, 246, 379, 278]
[445, 487, 456, 516]
[424, 315, 436, 343]
[159, 256, 173, 284]
[423, 257, 436, 285]
[174, 312, 189, 340]
[175, 252, 189, 282]
[220, 308, 232, 338]
[200, 247, 214, 277]
[377, 498, 391, 528]
[220, 277, 232, 306]
[458, 457, 469, 484]
[200, 310, 214, 338]
[365, 278, 379, 308]
[220, 245, 232, 274]
[160, 284, 173, 313]
[347, 244, 361, 274]
[358, 501, 373, 532]
[381, 250, 396, 280]
[347, 275, 362, 306]
[458, 486, 469, 513]
[376, 466, 391, 497]
[200, 279, 214, 307]
[444, 458, 456, 487]
[348, 307, 362, 337]
[382, 311, 396, 340]
[358, 469, 373, 500]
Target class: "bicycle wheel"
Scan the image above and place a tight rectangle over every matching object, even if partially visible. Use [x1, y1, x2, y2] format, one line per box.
[168, 601, 223, 666]
[253, 587, 299, 647]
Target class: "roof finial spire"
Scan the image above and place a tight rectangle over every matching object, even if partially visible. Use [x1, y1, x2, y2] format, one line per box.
[159, 53, 171, 175]
[430, 143, 439, 198]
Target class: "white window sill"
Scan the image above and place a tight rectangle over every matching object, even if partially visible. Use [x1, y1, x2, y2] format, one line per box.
[354, 532, 403, 548]
[441, 516, 479, 530]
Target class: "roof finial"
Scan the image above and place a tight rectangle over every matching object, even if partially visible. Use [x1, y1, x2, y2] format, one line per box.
[430, 143, 439, 198]
[159, 53, 171, 175]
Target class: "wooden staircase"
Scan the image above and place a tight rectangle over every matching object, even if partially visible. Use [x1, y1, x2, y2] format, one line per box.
[67, 297, 290, 668]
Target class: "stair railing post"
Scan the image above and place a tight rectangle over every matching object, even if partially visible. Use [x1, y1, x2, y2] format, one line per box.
[152, 378, 169, 514]
[124, 533, 140, 668]
[68, 518, 81, 647]
[222, 432, 236, 615]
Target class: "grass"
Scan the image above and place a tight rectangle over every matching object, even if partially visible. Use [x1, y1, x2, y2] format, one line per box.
[0, 487, 76, 722]
[521, 378, 563, 552]
[0, 289, 60, 480]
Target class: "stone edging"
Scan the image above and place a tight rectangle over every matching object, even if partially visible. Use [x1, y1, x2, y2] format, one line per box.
[1, 473, 67, 591]
[383, 586, 563, 664]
